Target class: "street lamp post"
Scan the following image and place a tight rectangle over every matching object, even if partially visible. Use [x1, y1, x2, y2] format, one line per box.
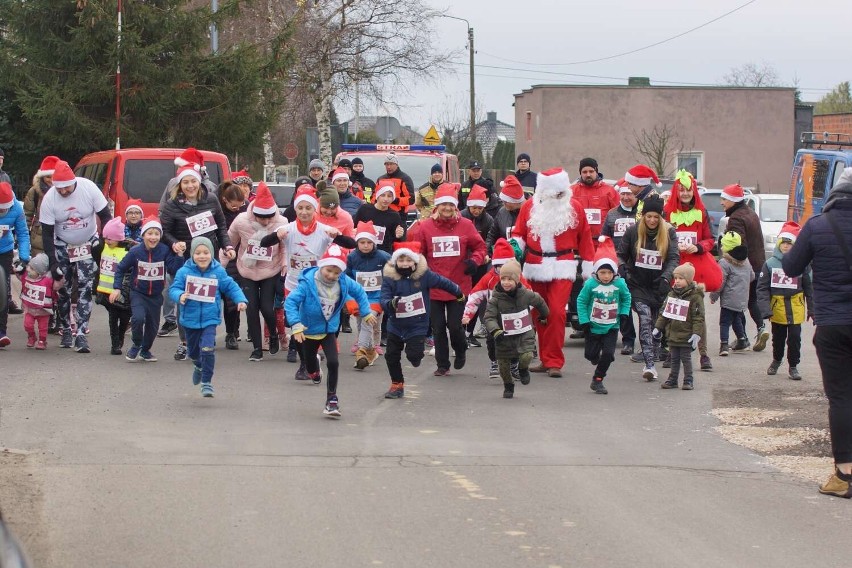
[442, 15, 475, 152]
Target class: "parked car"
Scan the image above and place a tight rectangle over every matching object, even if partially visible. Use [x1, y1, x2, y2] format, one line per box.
[717, 193, 789, 260]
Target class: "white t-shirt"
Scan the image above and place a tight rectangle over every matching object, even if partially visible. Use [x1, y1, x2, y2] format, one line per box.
[282, 221, 335, 292]
[38, 178, 108, 245]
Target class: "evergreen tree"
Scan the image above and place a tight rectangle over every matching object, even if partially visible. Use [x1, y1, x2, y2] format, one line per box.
[815, 82, 852, 115]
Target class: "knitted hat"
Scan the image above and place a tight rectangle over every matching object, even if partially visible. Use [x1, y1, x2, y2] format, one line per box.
[434, 183, 459, 207]
[624, 164, 662, 188]
[102, 217, 126, 241]
[174, 148, 205, 168]
[354, 220, 379, 244]
[720, 183, 745, 203]
[431, 163, 443, 174]
[579, 157, 599, 172]
[672, 262, 695, 284]
[720, 231, 742, 253]
[642, 195, 665, 217]
[293, 185, 318, 210]
[729, 244, 749, 262]
[124, 199, 144, 217]
[141, 216, 163, 235]
[176, 164, 202, 183]
[308, 158, 326, 171]
[337, 158, 352, 169]
[351, 157, 364, 166]
[593, 236, 618, 273]
[499, 259, 522, 282]
[36, 155, 60, 178]
[375, 181, 396, 199]
[466, 184, 488, 208]
[491, 238, 515, 266]
[190, 236, 213, 257]
[231, 169, 252, 186]
[778, 221, 801, 243]
[52, 160, 76, 188]
[251, 182, 277, 216]
[516, 153, 531, 164]
[0, 182, 14, 209]
[499, 175, 525, 203]
[536, 167, 571, 198]
[317, 244, 347, 271]
[391, 241, 421, 264]
[319, 189, 340, 209]
[29, 253, 50, 276]
[331, 168, 349, 182]
[384, 153, 398, 165]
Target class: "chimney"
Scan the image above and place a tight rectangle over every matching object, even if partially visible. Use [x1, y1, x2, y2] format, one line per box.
[487, 111, 497, 124]
[628, 77, 651, 86]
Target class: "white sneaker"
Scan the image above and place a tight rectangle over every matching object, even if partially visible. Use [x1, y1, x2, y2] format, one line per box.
[428, 346, 435, 357]
[642, 366, 658, 381]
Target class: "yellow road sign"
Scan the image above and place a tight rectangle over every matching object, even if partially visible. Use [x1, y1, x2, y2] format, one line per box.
[423, 125, 441, 145]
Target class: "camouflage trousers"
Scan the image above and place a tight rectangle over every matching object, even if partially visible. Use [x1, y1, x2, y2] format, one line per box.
[54, 244, 97, 335]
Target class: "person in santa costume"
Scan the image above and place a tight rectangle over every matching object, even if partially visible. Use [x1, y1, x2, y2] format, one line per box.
[509, 167, 595, 377]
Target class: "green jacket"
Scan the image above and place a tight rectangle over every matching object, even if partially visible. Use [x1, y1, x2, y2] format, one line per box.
[756, 245, 813, 325]
[577, 275, 632, 335]
[655, 282, 705, 347]
[484, 283, 549, 359]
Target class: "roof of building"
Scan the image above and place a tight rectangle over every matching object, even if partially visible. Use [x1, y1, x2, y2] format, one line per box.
[454, 111, 516, 160]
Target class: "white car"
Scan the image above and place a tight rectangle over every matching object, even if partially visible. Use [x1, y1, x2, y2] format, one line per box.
[717, 193, 789, 260]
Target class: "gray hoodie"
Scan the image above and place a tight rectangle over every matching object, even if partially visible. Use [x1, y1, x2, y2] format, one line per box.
[710, 252, 754, 311]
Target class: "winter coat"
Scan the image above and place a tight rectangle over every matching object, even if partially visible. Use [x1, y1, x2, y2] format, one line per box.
[571, 180, 619, 239]
[125, 222, 143, 245]
[601, 204, 638, 251]
[346, 247, 391, 305]
[318, 209, 355, 241]
[160, 186, 231, 259]
[782, 185, 852, 326]
[484, 283, 549, 359]
[96, 242, 131, 308]
[0, 200, 31, 261]
[655, 282, 705, 347]
[350, 172, 376, 202]
[411, 213, 487, 300]
[23, 181, 48, 254]
[284, 267, 372, 337]
[336, 189, 364, 217]
[460, 177, 500, 216]
[352, 204, 407, 254]
[617, 223, 680, 307]
[576, 274, 632, 335]
[376, 170, 415, 214]
[664, 193, 722, 292]
[515, 169, 537, 194]
[487, 206, 522, 251]
[709, 254, 754, 312]
[115, 242, 186, 297]
[20, 272, 55, 316]
[380, 257, 461, 340]
[227, 205, 286, 281]
[757, 246, 813, 325]
[724, 200, 765, 274]
[461, 208, 495, 244]
[169, 258, 247, 329]
[462, 267, 532, 321]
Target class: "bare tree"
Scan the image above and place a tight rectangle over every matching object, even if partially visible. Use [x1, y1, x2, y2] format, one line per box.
[627, 124, 688, 178]
[721, 62, 782, 87]
[430, 93, 486, 167]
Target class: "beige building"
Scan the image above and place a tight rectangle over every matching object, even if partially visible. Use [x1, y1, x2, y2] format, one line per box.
[514, 84, 796, 191]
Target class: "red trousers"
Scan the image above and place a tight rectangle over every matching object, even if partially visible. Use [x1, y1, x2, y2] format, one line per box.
[529, 279, 572, 369]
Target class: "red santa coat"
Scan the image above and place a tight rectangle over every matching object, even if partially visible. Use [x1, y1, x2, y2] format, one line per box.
[571, 180, 619, 240]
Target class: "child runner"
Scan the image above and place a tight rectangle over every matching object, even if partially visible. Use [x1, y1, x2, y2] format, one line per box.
[483, 259, 549, 399]
[171, 236, 247, 397]
[577, 236, 632, 394]
[285, 245, 374, 417]
[653, 262, 705, 390]
[460, 184, 495, 347]
[756, 221, 813, 380]
[346, 221, 391, 369]
[124, 200, 144, 244]
[111, 217, 185, 362]
[96, 217, 132, 355]
[709, 231, 754, 356]
[18, 253, 53, 349]
[380, 241, 463, 399]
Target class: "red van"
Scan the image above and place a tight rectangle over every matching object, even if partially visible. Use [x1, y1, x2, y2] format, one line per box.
[73, 148, 231, 219]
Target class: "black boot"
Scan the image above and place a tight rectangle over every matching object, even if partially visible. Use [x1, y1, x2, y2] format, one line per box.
[503, 382, 515, 399]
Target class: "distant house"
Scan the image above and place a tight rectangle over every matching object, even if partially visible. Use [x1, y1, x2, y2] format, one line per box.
[340, 116, 423, 144]
[450, 111, 516, 163]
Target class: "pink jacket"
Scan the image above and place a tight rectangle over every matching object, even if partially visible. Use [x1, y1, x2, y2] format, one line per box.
[227, 203, 287, 281]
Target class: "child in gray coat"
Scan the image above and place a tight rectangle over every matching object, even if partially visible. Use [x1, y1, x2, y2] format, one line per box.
[709, 231, 754, 356]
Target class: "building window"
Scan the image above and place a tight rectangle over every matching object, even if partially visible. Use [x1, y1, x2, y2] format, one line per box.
[677, 152, 704, 183]
[525, 111, 532, 142]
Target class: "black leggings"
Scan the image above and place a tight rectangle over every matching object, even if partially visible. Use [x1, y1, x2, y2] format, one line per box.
[584, 329, 618, 379]
[385, 333, 426, 383]
[814, 325, 852, 464]
[302, 334, 339, 396]
[772, 322, 802, 366]
[241, 275, 278, 351]
[747, 279, 763, 332]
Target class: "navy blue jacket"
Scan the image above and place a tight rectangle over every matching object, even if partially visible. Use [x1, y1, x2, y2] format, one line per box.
[114, 242, 186, 297]
[783, 183, 852, 327]
[380, 258, 461, 340]
[338, 189, 364, 217]
[346, 247, 391, 305]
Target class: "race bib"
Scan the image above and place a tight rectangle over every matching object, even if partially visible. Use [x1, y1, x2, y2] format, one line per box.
[395, 292, 426, 318]
[505, 225, 515, 239]
[431, 235, 461, 257]
[320, 298, 336, 320]
[244, 239, 273, 262]
[22, 282, 47, 306]
[770, 268, 799, 290]
[374, 225, 387, 244]
[584, 208, 602, 225]
[67, 243, 92, 263]
[185, 211, 217, 238]
[590, 301, 618, 325]
[501, 309, 533, 335]
[289, 254, 317, 271]
[0, 225, 9, 237]
[613, 217, 635, 237]
[355, 270, 382, 292]
[185, 275, 218, 303]
[677, 231, 698, 247]
[100, 257, 117, 277]
[635, 248, 662, 270]
[137, 260, 164, 282]
[662, 296, 690, 321]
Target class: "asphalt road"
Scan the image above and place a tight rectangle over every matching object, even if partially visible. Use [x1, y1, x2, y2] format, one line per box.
[0, 300, 848, 568]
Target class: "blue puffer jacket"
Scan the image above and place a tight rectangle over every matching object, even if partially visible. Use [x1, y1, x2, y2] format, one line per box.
[346, 247, 391, 304]
[285, 267, 372, 336]
[0, 200, 31, 262]
[782, 182, 852, 326]
[115, 242, 186, 297]
[170, 258, 247, 329]
[338, 189, 364, 217]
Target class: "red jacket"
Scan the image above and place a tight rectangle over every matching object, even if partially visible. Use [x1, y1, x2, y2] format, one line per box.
[571, 180, 619, 240]
[412, 214, 487, 301]
[663, 190, 722, 292]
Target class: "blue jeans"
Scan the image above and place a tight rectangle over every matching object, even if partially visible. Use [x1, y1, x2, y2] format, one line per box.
[719, 307, 746, 344]
[186, 325, 217, 384]
[162, 273, 177, 324]
[130, 291, 163, 351]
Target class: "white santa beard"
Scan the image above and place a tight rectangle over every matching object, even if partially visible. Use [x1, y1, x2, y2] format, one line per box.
[528, 195, 577, 241]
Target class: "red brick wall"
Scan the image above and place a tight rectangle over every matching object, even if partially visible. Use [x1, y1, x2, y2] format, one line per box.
[813, 114, 852, 135]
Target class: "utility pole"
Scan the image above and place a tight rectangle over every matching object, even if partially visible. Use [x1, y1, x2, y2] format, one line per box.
[210, 0, 219, 54]
[442, 15, 476, 153]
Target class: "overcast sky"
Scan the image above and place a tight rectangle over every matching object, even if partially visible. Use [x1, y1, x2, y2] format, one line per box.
[337, 0, 848, 135]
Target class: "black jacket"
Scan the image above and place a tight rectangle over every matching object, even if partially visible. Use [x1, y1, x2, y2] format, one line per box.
[617, 224, 680, 307]
[487, 207, 522, 251]
[461, 208, 495, 244]
[160, 187, 231, 259]
[461, 177, 500, 216]
[515, 169, 537, 193]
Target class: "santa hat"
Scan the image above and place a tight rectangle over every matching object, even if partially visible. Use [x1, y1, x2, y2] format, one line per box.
[52, 160, 76, 188]
[102, 217, 126, 241]
[331, 168, 349, 182]
[317, 244, 347, 271]
[466, 184, 488, 208]
[36, 155, 60, 178]
[0, 182, 14, 209]
[624, 164, 662, 188]
[720, 183, 745, 203]
[434, 183, 459, 207]
[615, 178, 632, 193]
[354, 220, 379, 244]
[176, 164, 202, 183]
[231, 169, 252, 186]
[391, 241, 422, 264]
[141, 216, 162, 235]
[293, 184, 318, 210]
[375, 181, 396, 199]
[491, 238, 515, 266]
[593, 236, 619, 273]
[536, 167, 571, 198]
[124, 199, 144, 217]
[778, 221, 801, 243]
[251, 182, 277, 216]
[499, 175, 525, 203]
[174, 148, 205, 169]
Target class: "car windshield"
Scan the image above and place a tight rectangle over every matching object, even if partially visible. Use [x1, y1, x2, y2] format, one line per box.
[702, 193, 722, 212]
[760, 199, 788, 222]
[343, 154, 439, 188]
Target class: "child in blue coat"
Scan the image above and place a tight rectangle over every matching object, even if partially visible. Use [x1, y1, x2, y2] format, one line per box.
[170, 236, 247, 397]
[379, 241, 462, 399]
[285, 244, 374, 417]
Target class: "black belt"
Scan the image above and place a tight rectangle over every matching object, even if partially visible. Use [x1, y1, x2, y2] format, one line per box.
[526, 247, 578, 258]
